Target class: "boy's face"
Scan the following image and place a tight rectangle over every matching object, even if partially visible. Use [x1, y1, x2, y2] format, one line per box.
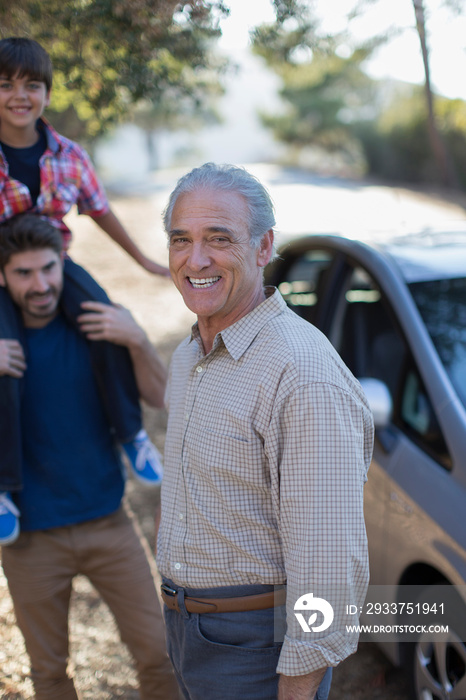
[0, 248, 64, 328]
[0, 73, 50, 138]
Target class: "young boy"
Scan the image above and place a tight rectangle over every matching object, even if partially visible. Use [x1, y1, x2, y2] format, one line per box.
[0, 37, 168, 545]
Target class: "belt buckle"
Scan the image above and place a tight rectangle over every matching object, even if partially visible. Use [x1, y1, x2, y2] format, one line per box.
[161, 584, 178, 597]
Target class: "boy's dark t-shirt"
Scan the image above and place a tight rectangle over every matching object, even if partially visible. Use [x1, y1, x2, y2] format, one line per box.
[0, 127, 47, 205]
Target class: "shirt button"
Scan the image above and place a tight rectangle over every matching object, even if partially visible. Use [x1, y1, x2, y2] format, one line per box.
[185, 413, 189, 421]
[179, 513, 184, 520]
[174, 562, 182, 570]
[196, 365, 203, 373]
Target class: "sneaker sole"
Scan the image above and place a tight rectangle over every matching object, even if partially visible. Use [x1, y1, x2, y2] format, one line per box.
[0, 521, 19, 546]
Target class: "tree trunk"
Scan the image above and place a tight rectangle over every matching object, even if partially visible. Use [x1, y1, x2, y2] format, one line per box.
[145, 130, 158, 172]
[412, 0, 458, 188]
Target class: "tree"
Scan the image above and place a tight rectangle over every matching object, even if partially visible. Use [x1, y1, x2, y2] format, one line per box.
[258, 46, 377, 168]
[254, 0, 465, 188]
[355, 85, 466, 187]
[411, 0, 457, 186]
[131, 84, 223, 170]
[252, 3, 382, 173]
[342, 0, 463, 187]
[0, 1, 228, 142]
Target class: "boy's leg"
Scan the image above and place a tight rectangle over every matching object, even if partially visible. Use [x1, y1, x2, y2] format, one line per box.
[1, 529, 81, 700]
[0, 287, 24, 492]
[61, 258, 141, 442]
[80, 507, 179, 700]
[61, 259, 164, 486]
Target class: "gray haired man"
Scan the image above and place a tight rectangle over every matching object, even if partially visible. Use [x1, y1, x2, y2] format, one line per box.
[157, 163, 374, 699]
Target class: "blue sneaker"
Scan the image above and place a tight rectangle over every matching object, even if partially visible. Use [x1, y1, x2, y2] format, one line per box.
[0, 492, 20, 546]
[121, 430, 163, 487]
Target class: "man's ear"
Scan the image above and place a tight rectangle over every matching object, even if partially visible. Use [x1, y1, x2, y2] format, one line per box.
[257, 230, 274, 269]
[0, 269, 6, 288]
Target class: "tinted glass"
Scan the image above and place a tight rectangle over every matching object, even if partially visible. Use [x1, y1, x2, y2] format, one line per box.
[332, 266, 406, 401]
[336, 266, 451, 468]
[277, 250, 333, 323]
[409, 278, 466, 410]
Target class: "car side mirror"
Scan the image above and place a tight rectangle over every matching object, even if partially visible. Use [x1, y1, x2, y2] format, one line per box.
[358, 378, 393, 429]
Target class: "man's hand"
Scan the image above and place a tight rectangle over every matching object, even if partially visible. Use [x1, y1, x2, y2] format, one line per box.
[77, 301, 145, 349]
[77, 300, 167, 408]
[278, 668, 327, 700]
[0, 339, 27, 378]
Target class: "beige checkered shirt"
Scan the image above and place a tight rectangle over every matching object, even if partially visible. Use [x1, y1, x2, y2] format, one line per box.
[158, 289, 373, 675]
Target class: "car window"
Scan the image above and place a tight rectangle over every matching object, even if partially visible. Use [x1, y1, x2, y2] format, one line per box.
[331, 266, 406, 401]
[276, 249, 334, 324]
[408, 277, 466, 411]
[400, 366, 452, 470]
[331, 265, 452, 470]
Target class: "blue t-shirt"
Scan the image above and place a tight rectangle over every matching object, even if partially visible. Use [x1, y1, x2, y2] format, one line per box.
[0, 126, 47, 205]
[16, 314, 125, 531]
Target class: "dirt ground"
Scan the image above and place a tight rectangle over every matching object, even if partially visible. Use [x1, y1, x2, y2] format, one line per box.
[0, 190, 414, 699]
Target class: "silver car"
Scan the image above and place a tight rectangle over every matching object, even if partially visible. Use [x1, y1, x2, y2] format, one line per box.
[265, 232, 466, 700]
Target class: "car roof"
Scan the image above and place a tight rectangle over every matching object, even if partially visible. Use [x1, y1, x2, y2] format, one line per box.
[381, 231, 466, 283]
[280, 230, 466, 284]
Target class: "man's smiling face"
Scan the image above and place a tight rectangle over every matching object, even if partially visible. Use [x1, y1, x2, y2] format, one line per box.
[168, 187, 273, 343]
[0, 248, 63, 328]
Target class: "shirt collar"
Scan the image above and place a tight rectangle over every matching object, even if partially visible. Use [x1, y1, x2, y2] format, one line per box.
[0, 118, 58, 166]
[37, 118, 60, 154]
[190, 287, 286, 361]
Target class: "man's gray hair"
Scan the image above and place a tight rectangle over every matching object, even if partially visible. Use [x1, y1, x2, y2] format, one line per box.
[163, 162, 276, 250]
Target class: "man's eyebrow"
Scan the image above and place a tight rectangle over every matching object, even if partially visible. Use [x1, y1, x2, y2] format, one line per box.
[207, 226, 233, 235]
[11, 266, 32, 274]
[169, 226, 233, 237]
[12, 260, 56, 273]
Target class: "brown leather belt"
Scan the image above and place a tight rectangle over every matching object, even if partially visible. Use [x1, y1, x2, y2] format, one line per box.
[161, 584, 286, 614]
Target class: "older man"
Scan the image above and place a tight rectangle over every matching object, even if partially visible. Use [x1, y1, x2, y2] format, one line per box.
[157, 163, 374, 700]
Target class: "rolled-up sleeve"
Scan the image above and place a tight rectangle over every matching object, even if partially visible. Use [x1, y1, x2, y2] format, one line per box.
[74, 147, 110, 218]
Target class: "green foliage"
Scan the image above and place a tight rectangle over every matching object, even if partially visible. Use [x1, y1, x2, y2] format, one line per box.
[252, 3, 389, 173]
[253, 0, 466, 188]
[356, 89, 466, 187]
[255, 35, 378, 162]
[0, 0, 228, 141]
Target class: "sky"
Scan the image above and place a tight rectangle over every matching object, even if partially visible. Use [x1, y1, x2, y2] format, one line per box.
[218, 0, 466, 101]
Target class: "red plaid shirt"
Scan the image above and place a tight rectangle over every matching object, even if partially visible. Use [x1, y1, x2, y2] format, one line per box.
[0, 119, 109, 251]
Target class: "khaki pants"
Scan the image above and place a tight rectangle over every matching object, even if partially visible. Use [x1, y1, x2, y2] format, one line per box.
[2, 506, 179, 700]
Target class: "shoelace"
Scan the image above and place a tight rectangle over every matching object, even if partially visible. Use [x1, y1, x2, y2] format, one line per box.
[0, 493, 20, 517]
[134, 440, 161, 473]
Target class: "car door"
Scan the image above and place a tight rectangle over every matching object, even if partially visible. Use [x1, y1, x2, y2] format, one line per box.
[325, 259, 459, 584]
[323, 261, 410, 584]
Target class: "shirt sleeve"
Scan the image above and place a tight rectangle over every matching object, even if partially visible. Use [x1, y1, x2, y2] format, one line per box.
[74, 146, 110, 218]
[266, 381, 373, 676]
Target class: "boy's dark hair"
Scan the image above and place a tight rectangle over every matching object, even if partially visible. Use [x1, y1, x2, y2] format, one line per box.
[0, 215, 63, 269]
[0, 37, 53, 92]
